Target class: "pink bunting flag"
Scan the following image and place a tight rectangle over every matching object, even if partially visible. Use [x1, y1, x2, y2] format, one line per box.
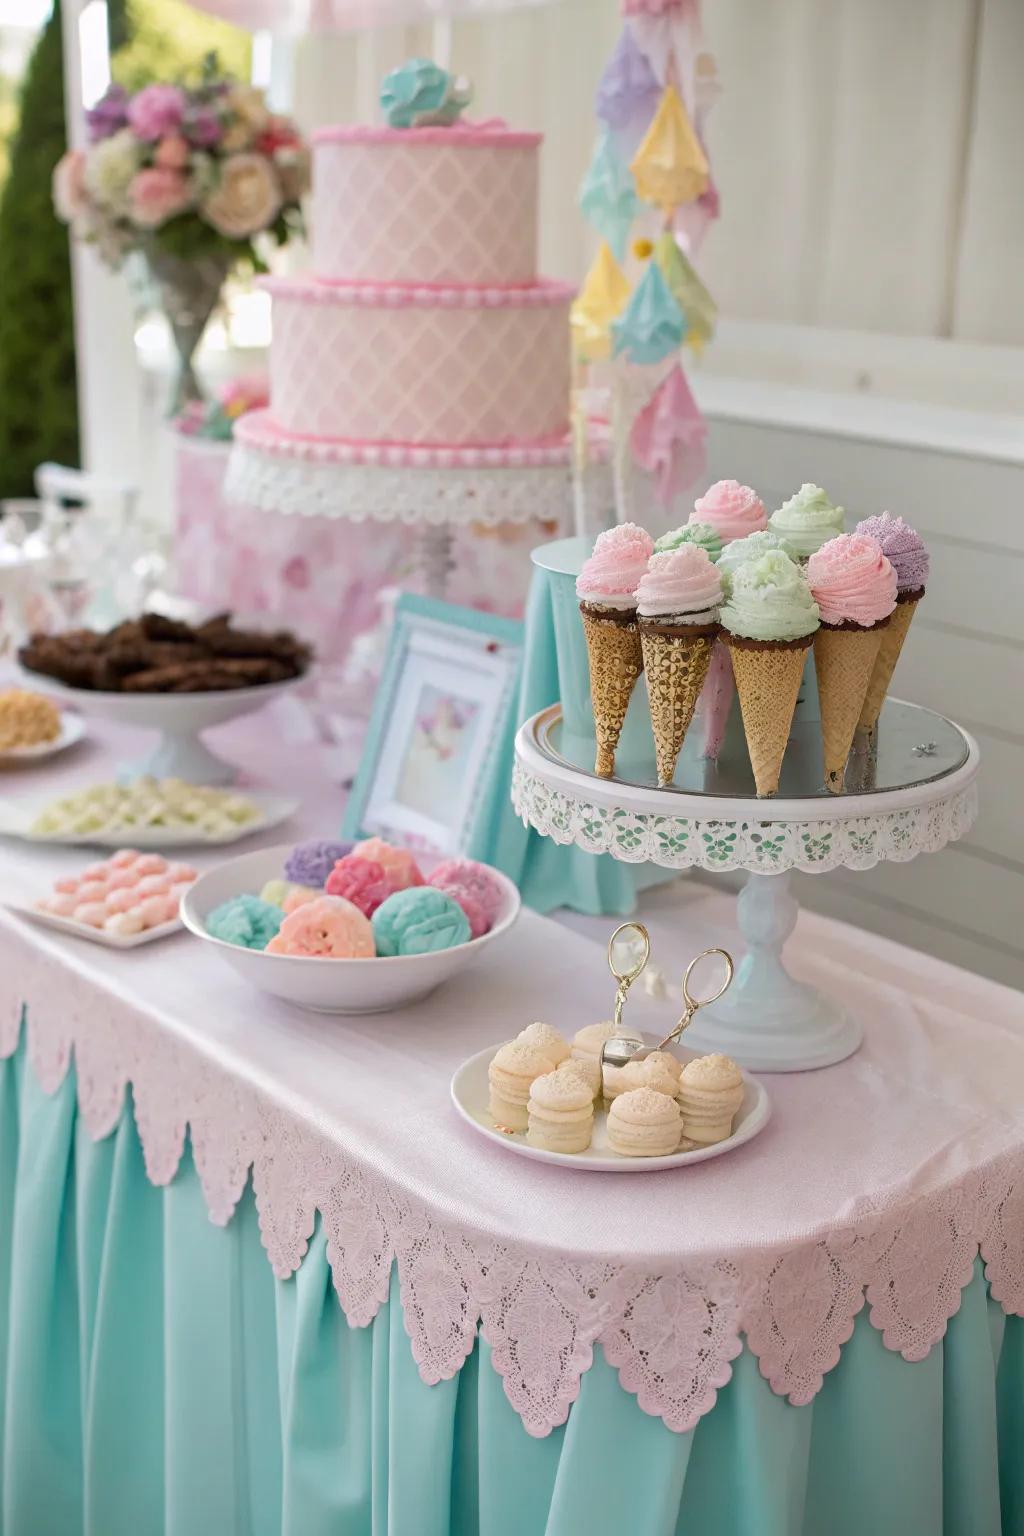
[629, 361, 706, 505]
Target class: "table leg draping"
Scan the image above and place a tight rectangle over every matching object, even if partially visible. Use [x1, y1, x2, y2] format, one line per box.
[2, 1033, 1022, 1536]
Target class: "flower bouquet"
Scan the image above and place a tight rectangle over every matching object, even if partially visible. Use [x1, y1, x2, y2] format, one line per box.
[175, 371, 268, 441]
[53, 62, 309, 410]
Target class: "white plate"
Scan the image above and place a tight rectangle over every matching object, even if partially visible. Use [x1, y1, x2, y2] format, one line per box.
[450, 1041, 771, 1172]
[181, 843, 521, 1014]
[0, 712, 86, 766]
[7, 902, 184, 949]
[0, 790, 298, 849]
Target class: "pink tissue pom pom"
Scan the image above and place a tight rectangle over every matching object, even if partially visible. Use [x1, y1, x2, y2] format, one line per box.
[133, 854, 168, 876]
[73, 902, 108, 927]
[110, 849, 141, 868]
[105, 910, 145, 936]
[325, 855, 394, 918]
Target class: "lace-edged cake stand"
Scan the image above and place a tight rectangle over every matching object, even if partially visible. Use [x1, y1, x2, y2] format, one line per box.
[513, 699, 981, 1072]
[227, 411, 611, 599]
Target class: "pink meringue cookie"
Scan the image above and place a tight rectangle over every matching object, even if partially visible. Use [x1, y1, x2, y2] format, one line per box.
[265, 895, 375, 958]
[76, 880, 110, 905]
[73, 901, 108, 927]
[575, 522, 654, 607]
[54, 875, 81, 894]
[351, 837, 423, 892]
[106, 867, 142, 890]
[693, 480, 767, 543]
[105, 910, 145, 937]
[133, 854, 168, 876]
[109, 848, 141, 868]
[82, 859, 111, 880]
[43, 893, 78, 917]
[806, 534, 897, 628]
[138, 894, 176, 929]
[135, 874, 172, 898]
[325, 855, 395, 917]
[428, 858, 506, 931]
[104, 887, 139, 914]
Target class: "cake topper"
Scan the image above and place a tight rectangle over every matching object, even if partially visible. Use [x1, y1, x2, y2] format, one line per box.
[380, 59, 472, 129]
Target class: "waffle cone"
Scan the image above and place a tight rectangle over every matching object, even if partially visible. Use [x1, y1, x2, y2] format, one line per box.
[858, 595, 921, 734]
[580, 604, 643, 777]
[639, 621, 716, 785]
[724, 634, 811, 797]
[814, 623, 885, 792]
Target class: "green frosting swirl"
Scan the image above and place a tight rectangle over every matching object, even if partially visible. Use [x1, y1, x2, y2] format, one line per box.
[768, 483, 844, 560]
[717, 530, 793, 594]
[654, 521, 723, 562]
[719, 550, 820, 642]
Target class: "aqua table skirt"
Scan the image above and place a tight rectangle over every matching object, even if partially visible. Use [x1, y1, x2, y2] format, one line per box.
[3, 1038, 1022, 1536]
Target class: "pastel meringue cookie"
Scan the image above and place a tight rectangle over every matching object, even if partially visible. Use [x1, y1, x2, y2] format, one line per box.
[719, 550, 820, 643]
[637, 544, 723, 626]
[325, 855, 395, 917]
[206, 894, 284, 951]
[104, 886, 139, 915]
[351, 837, 424, 892]
[677, 1053, 745, 1145]
[109, 848, 141, 869]
[694, 480, 767, 543]
[557, 1056, 602, 1097]
[265, 895, 375, 958]
[806, 534, 897, 629]
[282, 885, 318, 915]
[104, 909, 145, 937]
[72, 901, 108, 928]
[571, 1019, 620, 1073]
[40, 892, 77, 917]
[283, 839, 354, 889]
[575, 522, 653, 610]
[516, 1021, 571, 1065]
[607, 1087, 682, 1157]
[371, 887, 470, 956]
[602, 1050, 680, 1104]
[488, 1040, 558, 1131]
[654, 520, 723, 563]
[768, 484, 844, 560]
[427, 858, 505, 936]
[527, 1070, 595, 1154]
[260, 878, 318, 911]
[853, 512, 929, 595]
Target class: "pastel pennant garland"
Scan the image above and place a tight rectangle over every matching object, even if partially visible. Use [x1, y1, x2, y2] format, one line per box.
[653, 230, 717, 353]
[630, 84, 709, 213]
[611, 259, 686, 365]
[578, 133, 640, 260]
[630, 360, 707, 505]
[570, 241, 631, 363]
[595, 26, 661, 144]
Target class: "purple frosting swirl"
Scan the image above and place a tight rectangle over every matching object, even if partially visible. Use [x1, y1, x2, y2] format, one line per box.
[854, 512, 929, 591]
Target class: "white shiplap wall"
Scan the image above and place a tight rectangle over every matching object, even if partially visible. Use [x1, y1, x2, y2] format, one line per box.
[701, 392, 1024, 992]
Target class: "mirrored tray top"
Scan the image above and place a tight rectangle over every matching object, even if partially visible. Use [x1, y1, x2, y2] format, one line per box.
[535, 699, 970, 802]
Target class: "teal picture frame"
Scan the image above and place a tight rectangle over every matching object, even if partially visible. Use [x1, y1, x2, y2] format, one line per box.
[342, 593, 524, 862]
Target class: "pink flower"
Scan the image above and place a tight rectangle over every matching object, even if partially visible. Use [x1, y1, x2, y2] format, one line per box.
[52, 149, 88, 222]
[154, 134, 190, 170]
[202, 152, 281, 238]
[128, 83, 185, 142]
[130, 166, 192, 228]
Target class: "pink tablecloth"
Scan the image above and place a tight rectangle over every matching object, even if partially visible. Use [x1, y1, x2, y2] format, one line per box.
[1, 706, 1022, 1437]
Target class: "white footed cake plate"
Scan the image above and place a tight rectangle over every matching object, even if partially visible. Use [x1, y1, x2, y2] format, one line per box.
[450, 1039, 771, 1173]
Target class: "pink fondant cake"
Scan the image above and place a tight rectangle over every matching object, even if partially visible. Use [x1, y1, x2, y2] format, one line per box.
[260, 110, 573, 453]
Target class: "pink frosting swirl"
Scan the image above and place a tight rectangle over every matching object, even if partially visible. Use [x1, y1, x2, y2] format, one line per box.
[576, 522, 654, 605]
[636, 546, 723, 620]
[693, 480, 767, 542]
[806, 534, 897, 627]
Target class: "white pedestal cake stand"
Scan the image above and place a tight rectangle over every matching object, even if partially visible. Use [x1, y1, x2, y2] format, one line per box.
[512, 700, 980, 1072]
[227, 411, 611, 600]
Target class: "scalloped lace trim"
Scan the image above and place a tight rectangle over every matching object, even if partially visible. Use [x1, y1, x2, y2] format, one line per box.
[2, 919, 1019, 1439]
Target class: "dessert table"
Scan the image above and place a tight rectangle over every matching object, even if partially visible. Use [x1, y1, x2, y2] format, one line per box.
[1, 708, 1022, 1536]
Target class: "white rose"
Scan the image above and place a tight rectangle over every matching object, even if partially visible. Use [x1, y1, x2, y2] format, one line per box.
[83, 128, 141, 216]
[202, 152, 281, 239]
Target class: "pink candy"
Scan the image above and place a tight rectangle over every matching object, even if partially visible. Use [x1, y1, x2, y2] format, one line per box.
[166, 861, 197, 883]
[106, 867, 141, 890]
[44, 893, 78, 917]
[138, 895, 175, 929]
[135, 874, 172, 897]
[53, 876, 80, 895]
[77, 879, 110, 904]
[109, 849, 141, 868]
[104, 887, 138, 915]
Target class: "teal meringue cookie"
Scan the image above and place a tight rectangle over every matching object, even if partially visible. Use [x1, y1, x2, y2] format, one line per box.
[372, 887, 471, 956]
[380, 58, 471, 128]
[206, 894, 282, 951]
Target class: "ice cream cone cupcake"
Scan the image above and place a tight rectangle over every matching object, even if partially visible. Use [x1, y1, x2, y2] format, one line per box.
[719, 550, 820, 797]
[769, 484, 844, 562]
[693, 480, 768, 544]
[637, 545, 723, 785]
[853, 513, 930, 742]
[677, 1053, 744, 1145]
[807, 534, 897, 792]
[576, 523, 653, 778]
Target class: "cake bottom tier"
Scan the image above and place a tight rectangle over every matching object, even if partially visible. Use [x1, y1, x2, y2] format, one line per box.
[262, 276, 574, 447]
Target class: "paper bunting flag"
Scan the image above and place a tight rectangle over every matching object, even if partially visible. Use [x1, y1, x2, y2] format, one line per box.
[611, 259, 685, 366]
[570, 241, 631, 363]
[654, 230, 717, 353]
[595, 26, 660, 142]
[630, 85, 709, 213]
[673, 176, 720, 257]
[630, 361, 706, 506]
[579, 133, 640, 260]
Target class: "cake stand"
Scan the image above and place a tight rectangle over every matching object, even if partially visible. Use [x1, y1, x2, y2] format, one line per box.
[512, 700, 980, 1071]
[227, 411, 612, 600]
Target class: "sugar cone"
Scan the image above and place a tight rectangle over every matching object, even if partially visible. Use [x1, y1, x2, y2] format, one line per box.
[724, 635, 811, 797]
[640, 621, 716, 786]
[814, 623, 885, 792]
[580, 604, 644, 777]
[858, 594, 921, 735]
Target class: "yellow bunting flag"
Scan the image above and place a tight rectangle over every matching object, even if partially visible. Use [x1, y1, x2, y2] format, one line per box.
[654, 231, 717, 355]
[570, 240, 631, 363]
[630, 85, 709, 213]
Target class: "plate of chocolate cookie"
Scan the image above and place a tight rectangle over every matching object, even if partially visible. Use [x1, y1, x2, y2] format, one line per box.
[18, 613, 313, 785]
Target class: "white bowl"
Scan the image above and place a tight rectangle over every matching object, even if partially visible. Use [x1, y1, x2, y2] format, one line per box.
[17, 668, 304, 785]
[181, 842, 521, 1014]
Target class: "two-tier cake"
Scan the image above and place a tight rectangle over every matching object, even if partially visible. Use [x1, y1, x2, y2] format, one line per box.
[231, 61, 579, 517]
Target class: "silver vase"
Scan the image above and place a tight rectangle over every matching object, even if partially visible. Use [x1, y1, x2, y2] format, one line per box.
[146, 248, 235, 414]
